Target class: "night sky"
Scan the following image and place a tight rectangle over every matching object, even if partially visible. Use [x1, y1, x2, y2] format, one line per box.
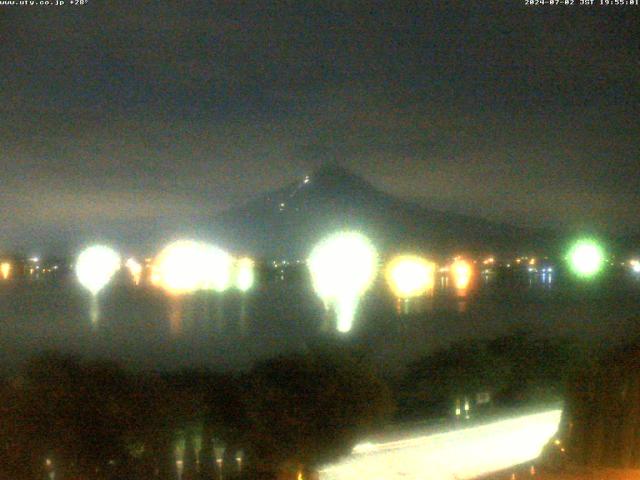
[1, 2, 638, 253]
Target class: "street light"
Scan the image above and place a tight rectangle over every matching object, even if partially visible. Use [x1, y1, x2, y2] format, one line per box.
[386, 255, 435, 299]
[214, 446, 226, 480]
[567, 239, 605, 279]
[386, 254, 435, 315]
[76, 245, 121, 325]
[308, 231, 378, 333]
[235, 450, 244, 472]
[0, 261, 11, 280]
[451, 259, 472, 291]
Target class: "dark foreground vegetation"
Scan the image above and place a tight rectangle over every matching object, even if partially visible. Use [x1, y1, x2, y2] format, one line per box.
[0, 332, 591, 480]
[0, 345, 393, 480]
[478, 339, 640, 479]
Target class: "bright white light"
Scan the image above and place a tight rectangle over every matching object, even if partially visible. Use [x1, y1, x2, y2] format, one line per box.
[568, 239, 604, 278]
[308, 232, 377, 332]
[199, 244, 234, 292]
[154, 240, 233, 295]
[630, 259, 640, 274]
[76, 245, 121, 296]
[386, 255, 435, 299]
[235, 257, 255, 292]
[320, 409, 561, 480]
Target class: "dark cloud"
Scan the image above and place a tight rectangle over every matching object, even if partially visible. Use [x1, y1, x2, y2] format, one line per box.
[0, 2, 638, 251]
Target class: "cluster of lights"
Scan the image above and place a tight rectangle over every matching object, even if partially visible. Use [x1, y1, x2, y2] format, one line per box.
[9, 231, 626, 333]
[308, 232, 482, 331]
[482, 257, 495, 265]
[73, 241, 256, 326]
[75, 241, 257, 298]
[305, 235, 616, 333]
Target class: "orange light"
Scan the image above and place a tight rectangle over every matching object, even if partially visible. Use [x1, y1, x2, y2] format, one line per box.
[0, 262, 11, 280]
[385, 255, 435, 299]
[451, 259, 472, 290]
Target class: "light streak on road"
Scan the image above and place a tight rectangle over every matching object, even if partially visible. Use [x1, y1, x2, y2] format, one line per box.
[319, 409, 561, 480]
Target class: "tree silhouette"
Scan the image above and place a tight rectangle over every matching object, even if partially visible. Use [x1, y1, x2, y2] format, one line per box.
[243, 347, 393, 478]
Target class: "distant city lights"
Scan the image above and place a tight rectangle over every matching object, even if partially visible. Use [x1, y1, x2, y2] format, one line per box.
[308, 232, 377, 333]
[482, 257, 495, 265]
[567, 239, 605, 278]
[385, 255, 435, 299]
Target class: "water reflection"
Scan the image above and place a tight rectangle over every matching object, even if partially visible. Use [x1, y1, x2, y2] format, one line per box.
[0, 259, 639, 372]
[394, 297, 433, 316]
[169, 297, 183, 335]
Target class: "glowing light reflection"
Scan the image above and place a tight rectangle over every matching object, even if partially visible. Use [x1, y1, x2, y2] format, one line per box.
[451, 259, 472, 291]
[0, 262, 11, 280]
[76, 245, 121, 296]
[386, 255, 435, 299]
[320, 409, 561, 480]
[154, 240, 233, 295]
[567, 239, 605, 278]
[308, 232, 377, 333]
[235, 257, 255, 292]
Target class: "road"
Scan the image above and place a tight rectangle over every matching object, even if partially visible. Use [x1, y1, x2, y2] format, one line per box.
[319, 408, 562, 480]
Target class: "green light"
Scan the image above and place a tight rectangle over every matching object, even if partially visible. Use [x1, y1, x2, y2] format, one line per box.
[567, 239, 605, 278]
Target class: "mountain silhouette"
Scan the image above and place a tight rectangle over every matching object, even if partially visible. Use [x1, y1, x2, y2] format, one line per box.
[213, 163, 548, 259]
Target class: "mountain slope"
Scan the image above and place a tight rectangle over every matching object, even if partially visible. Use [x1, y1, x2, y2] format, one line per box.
[212, 164, 548, 259]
